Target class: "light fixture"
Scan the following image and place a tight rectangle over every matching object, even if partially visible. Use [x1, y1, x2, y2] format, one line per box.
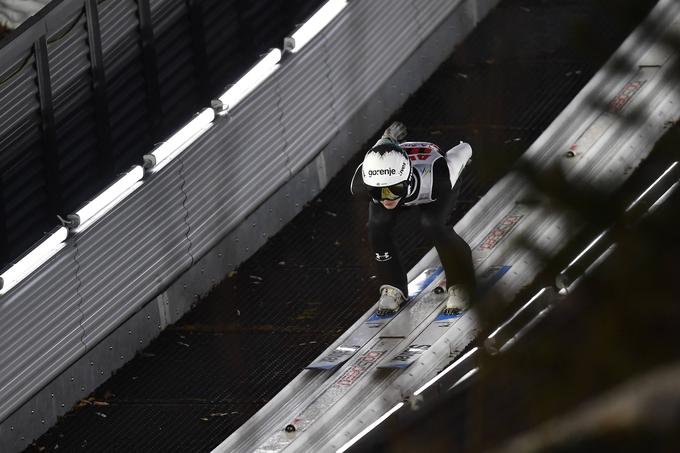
[289, 0, 348, 54]
[487, 288, 548, 339]
[336, 402, 404, 453]
[448, 368, 479, 390]
[216, 49, 282, 114]
[499, 307, 552, 353]
[649, 181, 678, 212]
[560, 162, 680, 281]
[144, 108, 215, 172]
[66, 166, 145, 233]
[0, 227, 68, 296]
[561, 230, 607, 274]
[626, 161, 678, 212]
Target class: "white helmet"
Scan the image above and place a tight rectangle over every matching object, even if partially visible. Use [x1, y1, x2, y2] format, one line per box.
[362, 143, 412, 201]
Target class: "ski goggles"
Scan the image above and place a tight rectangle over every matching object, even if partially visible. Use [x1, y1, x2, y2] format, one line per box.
[367, 182, 407, 201]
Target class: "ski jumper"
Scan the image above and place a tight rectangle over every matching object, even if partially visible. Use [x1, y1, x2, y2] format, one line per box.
[352, 141, 475, 297]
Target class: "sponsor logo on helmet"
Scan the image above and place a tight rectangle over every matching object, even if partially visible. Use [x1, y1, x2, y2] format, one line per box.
[399, 161, 406, 175]
[367, 168, 397, 176]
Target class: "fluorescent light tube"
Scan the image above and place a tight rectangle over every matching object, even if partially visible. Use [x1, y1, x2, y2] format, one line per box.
[626, 161, 678, 212]
[336, 402, 404, 453]
[145, 108, 215, 172]
[649, 181, 678, 212]
[488, 288, 547, 339]
[499, 307, 552, 353]
[290, 0, 347, 54]
[217, 49, 281, 112]
[69, 166, 144, 233]
[449, 368, 479, 390]
[0, 227, 68, 296]
[561, 230, 607, 273]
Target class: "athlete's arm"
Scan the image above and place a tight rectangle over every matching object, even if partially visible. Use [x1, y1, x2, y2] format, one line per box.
[431, 158, 452, 200]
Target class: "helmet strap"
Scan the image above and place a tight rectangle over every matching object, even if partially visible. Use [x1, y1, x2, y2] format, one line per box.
[406, 171, 417, 198]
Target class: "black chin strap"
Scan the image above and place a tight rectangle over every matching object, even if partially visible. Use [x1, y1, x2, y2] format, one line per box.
[406, 171, 418, 198]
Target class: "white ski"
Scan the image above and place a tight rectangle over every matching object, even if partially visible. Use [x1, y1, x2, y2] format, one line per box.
[306, 267, 444, 370]
[258, 272, 449, 451]
[379, 265, 511, 368]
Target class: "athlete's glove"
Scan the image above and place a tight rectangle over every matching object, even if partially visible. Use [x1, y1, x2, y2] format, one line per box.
[382, 121, 407, 142]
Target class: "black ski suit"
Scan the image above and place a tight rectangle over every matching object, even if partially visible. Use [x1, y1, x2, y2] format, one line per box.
[351, 141, 475, 297]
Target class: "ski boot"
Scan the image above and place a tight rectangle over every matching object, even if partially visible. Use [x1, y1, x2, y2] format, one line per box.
[376, 284, 406, 316]
[443, 285, 469, 316]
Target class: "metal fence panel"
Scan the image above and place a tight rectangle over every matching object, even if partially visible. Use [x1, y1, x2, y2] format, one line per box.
[99, 0, 153, 170]
[181, 79, 289, 259]
[0, 245, 81, 422]
[0, 52, 51, 263]
[325, 0, 422, 125]
[278, 35, 337, 175]
[47, 9, 101, 210]
[0, 0, 327, 271]
[413, 0, 467, 38]
[74, 170, 191, 347]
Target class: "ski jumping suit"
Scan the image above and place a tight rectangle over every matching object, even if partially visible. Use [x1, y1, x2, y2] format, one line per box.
[352, 141, 475, 297]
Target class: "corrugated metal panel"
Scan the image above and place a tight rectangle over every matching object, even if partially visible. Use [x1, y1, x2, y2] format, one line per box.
[2, 148, 50, 248]
[47, 9, 100, 212]
[0, 56, 41, 170]
[99, 0, 152, 170]
[0, 240, 81, 422]
[202, 0, 245, 92]
[74, 170, 191, 347]
[151, 0, 199, 134]
[278, 34, 337, 175]
[413, 0, 467, 38]
[0, 52, 52, 264]
[98, 0, 140, 63]
[0, 0, 329, 272]
[180, 79, 288, 259]
[239, 1, 280, 51]
[325, 0, 422, 124]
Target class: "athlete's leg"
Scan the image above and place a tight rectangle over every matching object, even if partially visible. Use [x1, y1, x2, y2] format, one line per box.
[368, 201, 408, 296]
[419, 185, 475, 294]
